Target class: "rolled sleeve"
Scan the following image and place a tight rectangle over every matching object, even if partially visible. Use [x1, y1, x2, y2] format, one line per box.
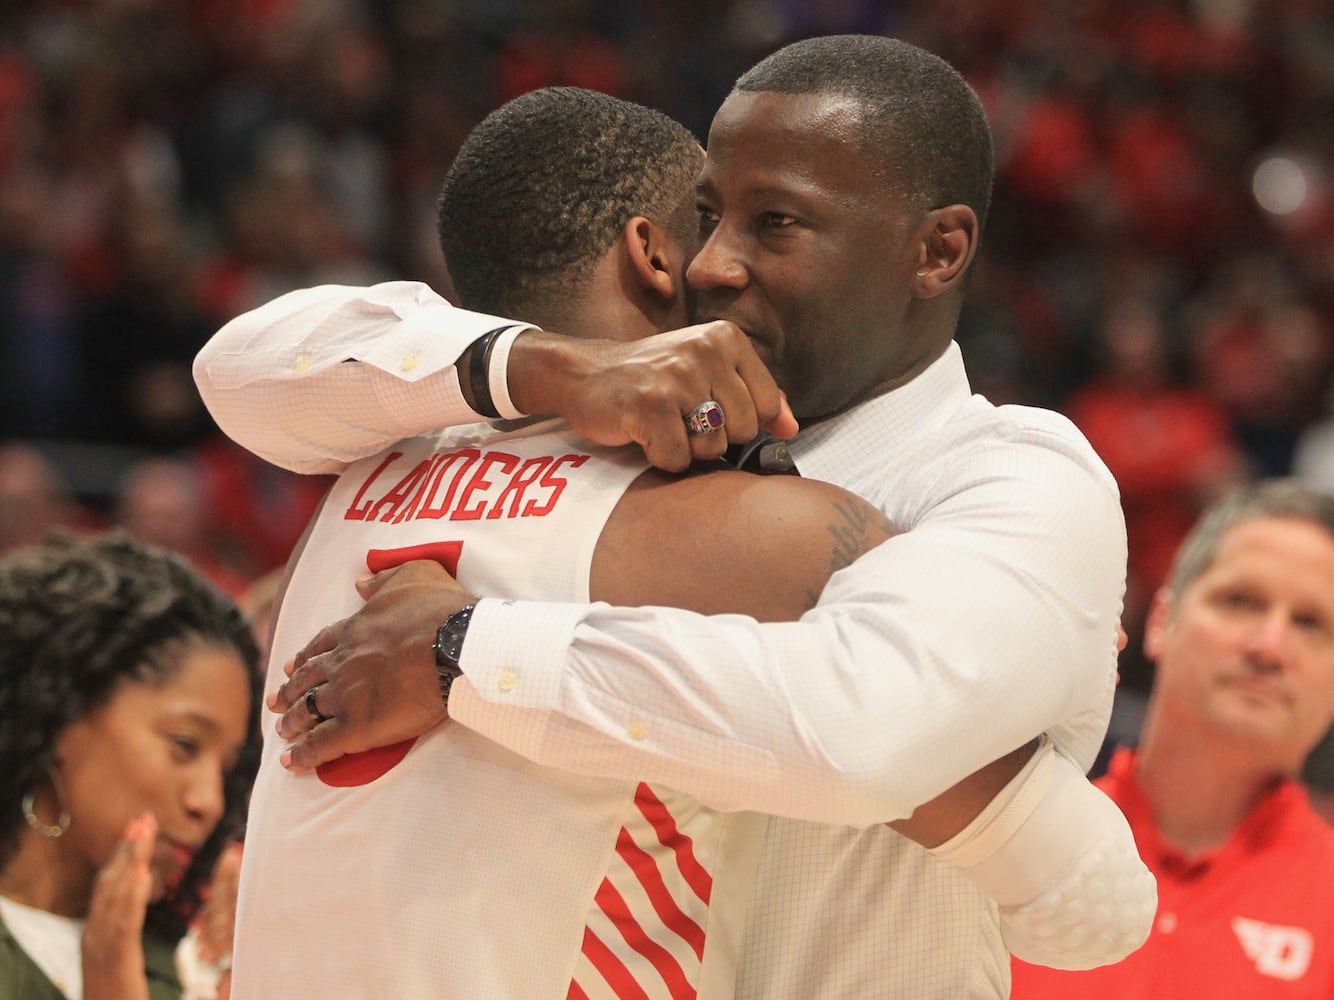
[194, 281, 534, 473]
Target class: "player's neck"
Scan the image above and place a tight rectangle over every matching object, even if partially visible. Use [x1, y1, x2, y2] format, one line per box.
[514, 292, 667, 347]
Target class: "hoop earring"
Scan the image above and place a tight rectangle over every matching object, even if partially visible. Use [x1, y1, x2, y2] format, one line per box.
[22, 766, 71, 839]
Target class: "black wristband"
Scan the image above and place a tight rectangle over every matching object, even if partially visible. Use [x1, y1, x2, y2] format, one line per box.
[467, 329, 505, 419]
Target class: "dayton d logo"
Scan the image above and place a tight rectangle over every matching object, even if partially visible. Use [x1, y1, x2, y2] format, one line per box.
[1232, 916, 1313, 981]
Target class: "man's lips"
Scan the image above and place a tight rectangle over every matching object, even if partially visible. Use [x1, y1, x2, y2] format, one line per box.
[1221, 672, 1291, 707]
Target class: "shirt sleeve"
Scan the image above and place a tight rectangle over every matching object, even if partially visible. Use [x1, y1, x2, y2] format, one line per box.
[448, 437, 1125, 828]
[192, 281, 535, 474]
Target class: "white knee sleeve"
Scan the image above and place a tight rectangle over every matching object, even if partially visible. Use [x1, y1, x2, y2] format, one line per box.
[927, 737, 1157, 970]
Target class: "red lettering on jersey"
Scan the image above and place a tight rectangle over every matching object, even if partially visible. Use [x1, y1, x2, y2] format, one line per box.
[344, 447, 593, 525]
[418, 449, 480, 520]
[343, 452, 403, 521]
[525, 454, 589, 516]
[453, 451, 519, 521]
[392, 453, 447, 524]
[487, 456, 553, 519]
[368, 458, 434, 522]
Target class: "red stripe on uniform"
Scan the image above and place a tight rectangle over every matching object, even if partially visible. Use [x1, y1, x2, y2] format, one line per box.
[634, 783, 712, 903]
[575, 926, 653, 1000]
[565, 978, 591, 1000]
[591, 878, 698, 1000]
[614, 827, 706, 960]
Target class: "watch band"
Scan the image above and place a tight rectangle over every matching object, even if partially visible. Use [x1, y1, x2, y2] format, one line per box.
[433, 604, 475, 706]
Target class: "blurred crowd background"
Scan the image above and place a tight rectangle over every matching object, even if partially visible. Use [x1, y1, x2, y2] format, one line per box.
[2, 0, 1334, 711]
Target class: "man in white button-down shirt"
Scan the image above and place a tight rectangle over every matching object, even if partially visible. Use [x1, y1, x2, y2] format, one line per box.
[200, 36, 1154, 998]
[228, 85, 918, 1000]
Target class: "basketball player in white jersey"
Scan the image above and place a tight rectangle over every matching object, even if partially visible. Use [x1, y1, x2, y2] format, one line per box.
[226, 87, 1152, 998]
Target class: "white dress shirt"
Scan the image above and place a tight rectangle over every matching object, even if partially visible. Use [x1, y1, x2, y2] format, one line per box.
[197, 281, 1127, 998]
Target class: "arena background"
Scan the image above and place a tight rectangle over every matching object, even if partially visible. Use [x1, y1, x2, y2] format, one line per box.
[1, 0, 1332, 766]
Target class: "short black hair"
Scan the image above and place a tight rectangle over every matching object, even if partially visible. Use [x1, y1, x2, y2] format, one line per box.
[437, 86, 704, 316]
[736, 35, 994, 230]
[0, 531, 262, 940]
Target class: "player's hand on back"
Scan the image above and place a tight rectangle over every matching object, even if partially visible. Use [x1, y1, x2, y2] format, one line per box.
[271, 561, 477, 770]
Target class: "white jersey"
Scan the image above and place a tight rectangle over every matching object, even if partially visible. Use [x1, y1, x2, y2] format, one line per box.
[232, 418, 766, 999]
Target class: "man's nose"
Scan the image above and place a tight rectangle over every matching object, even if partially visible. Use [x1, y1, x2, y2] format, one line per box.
[687, 227, 748, 291]
[1245, 608, 1293, 671]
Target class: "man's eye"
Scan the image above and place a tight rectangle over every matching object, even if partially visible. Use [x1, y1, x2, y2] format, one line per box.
[698, 208, 719, 232]
[765, 213, 796, 228]
[1293, 611, 1330, 636]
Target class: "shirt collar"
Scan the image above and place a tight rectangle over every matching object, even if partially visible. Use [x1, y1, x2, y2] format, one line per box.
[787, 341, 972, 483]
[1106, 747, 1310, 879]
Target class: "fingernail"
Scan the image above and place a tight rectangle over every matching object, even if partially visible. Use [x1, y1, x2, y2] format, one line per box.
[279, 748, 292, 769]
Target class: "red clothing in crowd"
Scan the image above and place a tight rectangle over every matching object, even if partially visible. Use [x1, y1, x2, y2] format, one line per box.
[1012, 749, 1334, 999]
[1066, 385, 1239, 595]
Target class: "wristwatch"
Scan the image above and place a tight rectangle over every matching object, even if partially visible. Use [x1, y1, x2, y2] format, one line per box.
[433, 604, 475, 706]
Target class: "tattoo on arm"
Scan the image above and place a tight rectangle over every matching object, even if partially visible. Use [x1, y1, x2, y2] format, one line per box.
[826, 499, 886, 575]
[804, 500, 894, 610]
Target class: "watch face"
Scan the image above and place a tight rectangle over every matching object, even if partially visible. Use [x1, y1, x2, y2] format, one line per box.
[435, 606, 473, 675]
[443, 631, 464, 661]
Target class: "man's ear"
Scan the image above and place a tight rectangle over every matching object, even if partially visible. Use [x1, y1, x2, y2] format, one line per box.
[620, 216, 678, 303]
[1142, 587, 1174, 662]
[911, 204, 979, 299]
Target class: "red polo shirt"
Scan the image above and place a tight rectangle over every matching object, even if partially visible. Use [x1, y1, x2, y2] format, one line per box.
[1011, 748, 1334, 999]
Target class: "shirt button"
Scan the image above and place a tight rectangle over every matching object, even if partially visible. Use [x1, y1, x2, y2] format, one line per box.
[400, 353, 419, 371]
[294, 355, 311, 373]
[497, 671, 518, 693]
[627, 720, 648, 741]
[1157, 912, 1177, 934]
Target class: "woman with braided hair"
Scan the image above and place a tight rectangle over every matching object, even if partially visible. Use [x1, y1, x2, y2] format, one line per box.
[0, 532, 260, 1000]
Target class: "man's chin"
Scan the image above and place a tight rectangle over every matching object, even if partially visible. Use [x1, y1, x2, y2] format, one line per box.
[1207, 697, 1293, 750]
